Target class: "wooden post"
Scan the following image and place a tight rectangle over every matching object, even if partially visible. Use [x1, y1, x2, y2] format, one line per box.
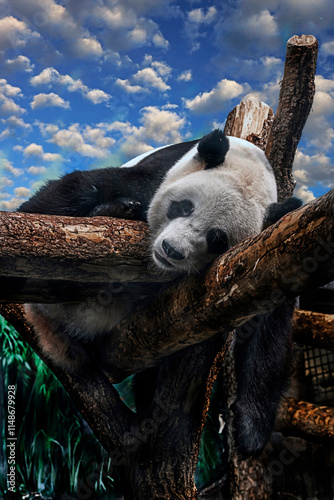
[265, 35, 318, 201]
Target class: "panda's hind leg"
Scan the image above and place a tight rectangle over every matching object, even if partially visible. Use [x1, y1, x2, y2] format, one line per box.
[24, 304, 93, 372]
[231, 301, 294, 458]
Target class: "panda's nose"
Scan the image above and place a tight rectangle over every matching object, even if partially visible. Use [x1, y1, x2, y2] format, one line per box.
[162, 239, 185, 261]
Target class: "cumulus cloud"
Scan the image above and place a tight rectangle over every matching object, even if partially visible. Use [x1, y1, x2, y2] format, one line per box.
[178, 70, 192, 82]
[115, 78, 148, 94]
[0, 198, 26, 210]
[0, 158, 23, 177]
[91, 4, 169, 52]
[0, 116, 32, 141]
[30, 67, 111, 105]
[188, 6, 217, 24]
[0, 176, 13, 188]
[294, 184, 316, 204]
[23, 143, 62, 162]
[31, 92, 70, 110]
[133, 68, 171, 91]
[3, 0, 102, 59]
[2, 55, 34, 74]
[99, 105, 186, 160]
[293, 150, 334, 190]
[15, 186, 31, 198]
[0, 79, 25, 117]
[43, 123, 116, 158]
[322, 40, 334, 56]
[28, 166, 47, 175]
[85, 89, 111, 104]
[301, 79, 334, 151]
[184, 79, 244, 114]
[0, 16, 40, 51]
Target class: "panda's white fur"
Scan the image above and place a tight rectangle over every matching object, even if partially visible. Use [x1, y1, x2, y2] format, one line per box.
[148, 137, 276, 273]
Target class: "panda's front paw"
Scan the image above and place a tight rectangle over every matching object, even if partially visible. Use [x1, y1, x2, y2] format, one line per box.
[119, 198, 142, 217]
[231, 399, 273, 459]
[89, 198, 141, 218]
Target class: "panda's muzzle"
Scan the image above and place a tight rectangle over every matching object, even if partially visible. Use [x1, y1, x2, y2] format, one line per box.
[162, 239, 185, 261]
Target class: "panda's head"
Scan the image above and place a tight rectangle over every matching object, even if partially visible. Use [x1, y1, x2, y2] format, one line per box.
[148, 129, 277, 274]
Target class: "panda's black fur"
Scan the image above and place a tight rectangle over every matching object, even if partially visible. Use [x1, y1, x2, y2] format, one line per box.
[18, 129, 302, 459]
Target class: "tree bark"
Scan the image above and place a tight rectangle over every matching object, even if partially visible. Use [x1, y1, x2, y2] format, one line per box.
[265, 35, 318, 201]
[293, 309, 334, 352]
[224, 100, 273, 151]
[0, 211, 159, 284]
[276, 398, 334, 444]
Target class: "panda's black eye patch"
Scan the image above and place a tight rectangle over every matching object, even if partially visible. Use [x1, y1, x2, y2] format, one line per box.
[206, 229, 229, 255]
[167, 199, 194, 220]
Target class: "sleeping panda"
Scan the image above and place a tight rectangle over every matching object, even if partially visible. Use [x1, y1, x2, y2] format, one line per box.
[18, 129, 301, 458]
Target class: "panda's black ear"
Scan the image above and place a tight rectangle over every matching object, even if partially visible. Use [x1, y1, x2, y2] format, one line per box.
[197, 129, 230, 169]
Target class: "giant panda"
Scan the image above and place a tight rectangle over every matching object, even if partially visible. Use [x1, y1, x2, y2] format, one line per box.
[18, 129, 301, 458]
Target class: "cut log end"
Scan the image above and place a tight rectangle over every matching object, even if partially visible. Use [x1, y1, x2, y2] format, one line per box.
[288, 34, 318, 48]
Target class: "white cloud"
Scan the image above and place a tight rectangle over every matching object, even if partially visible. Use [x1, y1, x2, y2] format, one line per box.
[31, 92, 70, 110]
[3, 55, 34, 73]
[0, 198, 26, 210]
[73, 37, 103, 58]
[0, 116, 32, 141]
[0, 16, 40, 51]
[23, 143, 44, 158]
[153, 32, 169, 49]
[4, 0, 102, 59]
[15, 186, 31, 198]
[30, 67, 111, 105]
[47, 123, 116, 158]
[1, 176, 13, 187]
[246, 10, 278, 36]
[294, 184, 316, 204]
[92, 4, 169, 51]
[85, 89, 111, 104]
[188, 6, 217, 24]
[133, 68, 171, 91]
[0, 79, 25, 117]
[116, 78, 148, 94]
[322, 40, 334, 56]
[0, 158, 23, 177]
[293, 150, 334, 189]
[23, 143, 62, 162]
[99, 105, 186, 160]
[315, 75, 334, 93]
[28, 166, 47, 175]
[178, 70, 192, 82]
[184, 79, 244, 114]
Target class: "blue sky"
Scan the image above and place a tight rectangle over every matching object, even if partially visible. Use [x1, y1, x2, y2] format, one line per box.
[0, 0, 333, 210]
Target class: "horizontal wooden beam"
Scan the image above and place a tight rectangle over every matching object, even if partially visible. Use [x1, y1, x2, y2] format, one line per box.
[293, 309, 334, 352]
[276, 397, 334, 444]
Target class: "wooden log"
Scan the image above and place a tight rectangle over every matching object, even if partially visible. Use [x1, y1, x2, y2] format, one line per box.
[101, 188, 334, 380]
[265, 35, 318, 201]
[293, 309, 334, 352]
[0, 211, 163, 284]
[224, 99, 273, 151]
[276, 398, 334, 445]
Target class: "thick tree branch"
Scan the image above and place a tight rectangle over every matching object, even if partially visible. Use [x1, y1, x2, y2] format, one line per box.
[276, 398, 334, 444]
[293, 309, 334, 352]
[265, 35, 318, 201]
[102, 189, 334, 381]
[1, 190, 334, 381]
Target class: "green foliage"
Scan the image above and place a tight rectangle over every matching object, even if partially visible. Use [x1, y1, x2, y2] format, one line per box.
[195, 377, 229, 490]
[1, 315, 227, 498]
[1, 316, 116, 499]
